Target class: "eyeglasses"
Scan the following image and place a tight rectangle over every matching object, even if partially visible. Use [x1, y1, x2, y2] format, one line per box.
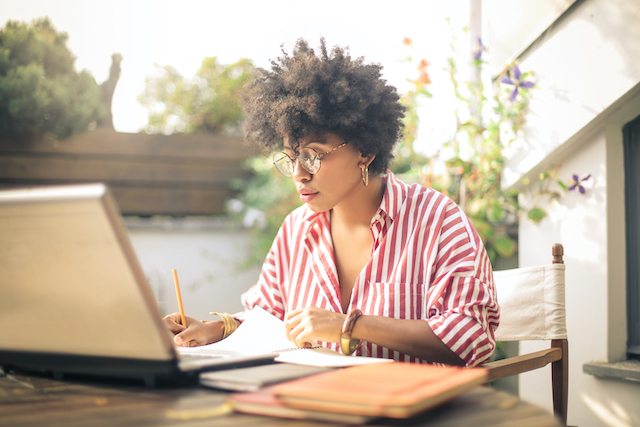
[273, 142, 349, 177]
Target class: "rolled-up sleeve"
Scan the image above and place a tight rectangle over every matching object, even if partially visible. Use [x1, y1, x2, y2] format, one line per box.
[426, 229, 499, 366]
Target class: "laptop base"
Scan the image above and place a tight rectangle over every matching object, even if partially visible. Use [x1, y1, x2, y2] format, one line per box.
[0, 350, 274, 387]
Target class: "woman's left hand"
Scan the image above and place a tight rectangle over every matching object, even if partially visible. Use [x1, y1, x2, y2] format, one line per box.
[284, 307, 346, 347]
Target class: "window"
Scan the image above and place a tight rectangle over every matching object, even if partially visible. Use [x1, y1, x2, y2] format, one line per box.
[624, 114, 640, 357]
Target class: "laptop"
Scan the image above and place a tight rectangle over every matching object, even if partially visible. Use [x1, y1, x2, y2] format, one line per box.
[0, 183, 276, 387]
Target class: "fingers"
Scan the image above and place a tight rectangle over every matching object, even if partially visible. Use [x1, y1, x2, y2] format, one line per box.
[288, 320, 315, 348]
[163, 313, 186, 334]
[170, 317, 226, 347]
[174, 330, 197, 347]
[174, 322, 202, 347]
[284, 308, 304, 343]
[163, 314, 205, 347]
[285, 308, 315, 346]
[285, 307, 347, 345]
[284, 307, 336, 347]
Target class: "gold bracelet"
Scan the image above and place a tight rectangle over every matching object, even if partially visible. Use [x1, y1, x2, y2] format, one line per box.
[209, 312, 238, 340]
[340, 308, 363, 355]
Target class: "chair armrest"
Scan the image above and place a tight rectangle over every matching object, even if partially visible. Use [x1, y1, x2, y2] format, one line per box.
[484, 347, 563, 382]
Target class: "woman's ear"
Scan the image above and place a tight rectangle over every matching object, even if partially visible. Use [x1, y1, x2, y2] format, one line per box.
[358, 154, 376, 169]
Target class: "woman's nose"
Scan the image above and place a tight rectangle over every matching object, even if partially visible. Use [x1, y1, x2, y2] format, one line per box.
[291, 158, 311, 182]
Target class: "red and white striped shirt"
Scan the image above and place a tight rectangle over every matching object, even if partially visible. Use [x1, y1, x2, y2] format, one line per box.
[241, 171, 499, 366]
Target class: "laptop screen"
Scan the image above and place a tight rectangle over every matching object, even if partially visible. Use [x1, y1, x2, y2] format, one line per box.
[0, 184, 176, 362]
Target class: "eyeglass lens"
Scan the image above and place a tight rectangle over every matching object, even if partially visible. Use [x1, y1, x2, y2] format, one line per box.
[274, 148, 320, 176]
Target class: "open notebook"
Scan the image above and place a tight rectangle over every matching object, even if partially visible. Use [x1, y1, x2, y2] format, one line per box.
[181, 306, 393, 367]
[0, 183, 275, 387]
[191, 307, 391, 391]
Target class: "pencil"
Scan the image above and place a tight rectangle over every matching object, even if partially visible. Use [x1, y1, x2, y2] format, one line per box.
[172, 269, 187, 328]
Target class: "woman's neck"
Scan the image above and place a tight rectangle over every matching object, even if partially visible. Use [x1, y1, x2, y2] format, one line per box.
[331, 175, 385, 229]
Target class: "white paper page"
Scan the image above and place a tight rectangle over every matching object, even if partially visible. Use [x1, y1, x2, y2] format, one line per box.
[179, 307, 293, 355]
[178, 307, 392, 367]
[276, 346, 393, 367]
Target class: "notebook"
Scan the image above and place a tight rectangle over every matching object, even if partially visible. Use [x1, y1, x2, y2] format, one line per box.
[228, 386, 378, 424]
[0, 183, 275, 387]
[271, 362, 488, 418]
[179, 305, 393, 368]
[184, 306, 391, 391]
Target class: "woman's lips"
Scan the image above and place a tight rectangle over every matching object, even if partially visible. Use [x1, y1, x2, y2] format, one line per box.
[298, 189, 318, 203]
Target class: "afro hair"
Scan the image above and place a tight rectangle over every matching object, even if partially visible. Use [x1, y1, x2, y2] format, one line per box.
[242, 38, 405, 174]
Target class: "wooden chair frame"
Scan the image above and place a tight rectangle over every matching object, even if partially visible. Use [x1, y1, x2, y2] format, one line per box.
[483, 244, 568, 425]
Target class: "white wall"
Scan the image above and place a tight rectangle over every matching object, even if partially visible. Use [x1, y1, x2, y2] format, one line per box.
[490, 0, 640, 189]
[518, 131, 625, 427]
[517, 94, 640, 425]
[486, 0, 640, 425]
[124, 217, 261, 322]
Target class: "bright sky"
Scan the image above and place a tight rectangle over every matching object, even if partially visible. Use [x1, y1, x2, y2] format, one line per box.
[0, 0, 473, 147]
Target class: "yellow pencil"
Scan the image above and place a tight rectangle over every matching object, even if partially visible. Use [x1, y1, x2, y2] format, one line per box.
[172, 269, 187, 328]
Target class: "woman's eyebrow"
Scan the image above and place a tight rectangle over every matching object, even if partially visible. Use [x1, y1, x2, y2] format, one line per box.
[284, 138, 328, 151]
[304, 139, 328, 146]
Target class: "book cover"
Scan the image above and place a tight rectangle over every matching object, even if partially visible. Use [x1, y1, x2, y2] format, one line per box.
[199, 363, 333, 391]
[229, 386, 377, 424]
[272, 362, 488, 418]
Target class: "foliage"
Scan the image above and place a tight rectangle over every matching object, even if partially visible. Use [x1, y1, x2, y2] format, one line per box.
[138, 54, 290, 265]
[227, 157, 301, 268]
[393, 36, 583, 263]
[228, 34, 592, 268]
[392, 42, 432, 178]
[0, 18, 103, 141]
[138, 57, 254, 135]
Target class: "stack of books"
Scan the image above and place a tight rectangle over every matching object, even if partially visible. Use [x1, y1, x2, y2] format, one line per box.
[227, 362, 487, 423]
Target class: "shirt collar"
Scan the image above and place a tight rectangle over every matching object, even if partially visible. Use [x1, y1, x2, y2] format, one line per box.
[298, 170, 408, 231]
[378, 170, 406, 222]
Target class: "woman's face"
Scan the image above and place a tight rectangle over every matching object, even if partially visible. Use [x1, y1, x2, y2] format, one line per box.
[283, 133, 365, 213]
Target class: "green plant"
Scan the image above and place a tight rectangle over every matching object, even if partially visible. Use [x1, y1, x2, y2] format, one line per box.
[231, 34, 591, 268]
[393, 35, 584, 263]
[138, 57, 254, 135]
[0, 18, 103, 141]
[227, 156, 301, 268]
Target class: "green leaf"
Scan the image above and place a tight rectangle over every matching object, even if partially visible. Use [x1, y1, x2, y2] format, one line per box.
[493, 235, 515, 258]
[469, 217, 494, 240]
[0, 18, 103, 140]
[467, 199, 485, 216]
[527, 207, 547, 223]
[488, 202, 505, 223]
[557, 180, 568, 192]
[486, 245, 498, 265]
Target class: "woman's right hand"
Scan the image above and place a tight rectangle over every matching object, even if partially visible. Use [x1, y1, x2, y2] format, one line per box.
[162, 313, 224, 347]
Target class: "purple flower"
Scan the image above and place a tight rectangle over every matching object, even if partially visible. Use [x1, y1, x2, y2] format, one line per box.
[500, 65, 535, 101]
[473, 37, 485, 61]
[568, 174, 591, 194]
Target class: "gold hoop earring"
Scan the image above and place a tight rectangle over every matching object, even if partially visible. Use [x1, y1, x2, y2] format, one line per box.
[361, 166, 369, 186]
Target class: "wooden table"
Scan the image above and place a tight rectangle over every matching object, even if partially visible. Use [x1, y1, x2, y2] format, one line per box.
[0, 370, 561, 427]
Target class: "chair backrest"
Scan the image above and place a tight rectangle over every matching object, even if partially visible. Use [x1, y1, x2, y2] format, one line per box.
[485, 243, 568, 425]
[493, 263, 567, 342]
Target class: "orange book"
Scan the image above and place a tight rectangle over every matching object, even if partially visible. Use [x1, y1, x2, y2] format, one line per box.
[229, 386, 377, 424]
[272, 362, 487, 418]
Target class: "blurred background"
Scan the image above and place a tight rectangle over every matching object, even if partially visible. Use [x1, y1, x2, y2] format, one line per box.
[0, 0, 469, 137]
[0, 0, 477, 319]
[2, 2, 640, 425]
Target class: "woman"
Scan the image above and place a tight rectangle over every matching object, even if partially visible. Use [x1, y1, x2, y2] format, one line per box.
[164, 38, 499, 367]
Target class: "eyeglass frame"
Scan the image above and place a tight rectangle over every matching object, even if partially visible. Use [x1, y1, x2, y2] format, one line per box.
[272, 141, 349, 177]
